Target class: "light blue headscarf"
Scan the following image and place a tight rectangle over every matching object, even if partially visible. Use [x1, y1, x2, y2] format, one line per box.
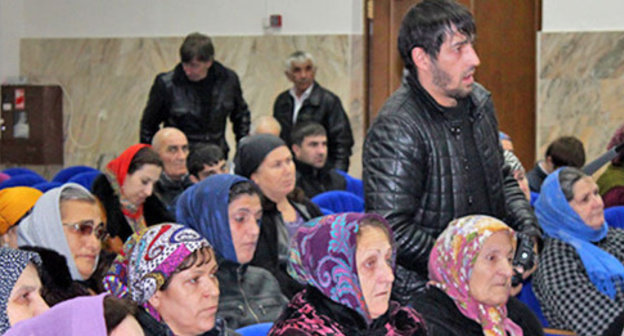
[176, 174, 251, 264]
[535, 168, 624, 299]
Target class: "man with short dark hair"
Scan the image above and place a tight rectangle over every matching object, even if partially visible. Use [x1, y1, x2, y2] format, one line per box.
[187, 144, 227, 183]
[363, 0, 541, 304]
[140, 32, 250, 158]
[273, 51, 354, 171]
[291, 122, 346, 198]
[527, 136, 586, 192]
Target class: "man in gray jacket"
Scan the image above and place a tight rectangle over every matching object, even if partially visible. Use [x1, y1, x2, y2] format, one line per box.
[363, 0, 541, 304]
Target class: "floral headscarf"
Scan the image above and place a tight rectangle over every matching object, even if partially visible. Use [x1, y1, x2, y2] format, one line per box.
[176, 174, 251, 264]
[428, 215, 522, 336]
[0, 248, 41, 334]
[102, 223, 211, 320]
[105, 143, 151, 232]
[287, 212, 394, 324]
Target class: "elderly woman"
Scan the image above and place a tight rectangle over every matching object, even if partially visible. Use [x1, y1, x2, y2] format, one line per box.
[177, 174, 288, 329]
[270, 213, 426, 335]
[597, 123, 624, 207]
[414, 215, 543, 336]
[0, 248, 49, 334]
[5, 294, 143, 336]
[533, 167, 624, 336]
[0, 187, 43, 248]
[234, 134, 322, 298]
[92, 144, 171, 245]
[18, 183, 106, 297]
[103, 223, 237, 336]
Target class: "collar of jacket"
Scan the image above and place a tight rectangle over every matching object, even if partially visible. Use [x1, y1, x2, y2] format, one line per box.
[294, 158, 331, 178]
[298, 81, 323, 107]
[403, 67, 490, 119]
[158, 172, 193, 190]
[304, 286, 391, 334]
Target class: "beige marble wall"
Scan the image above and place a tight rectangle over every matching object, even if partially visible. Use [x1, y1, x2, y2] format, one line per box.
[538, 32, 624, 175]
[17, 34, 365, 178]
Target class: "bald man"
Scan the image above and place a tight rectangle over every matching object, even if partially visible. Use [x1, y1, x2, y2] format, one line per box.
[251, 116, 281, 136]
[151, 127, 193, 216]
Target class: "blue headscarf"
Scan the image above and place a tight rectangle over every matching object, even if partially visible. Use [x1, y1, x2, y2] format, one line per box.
[535, 168, 624, 299]
[176, 174, 249, 264]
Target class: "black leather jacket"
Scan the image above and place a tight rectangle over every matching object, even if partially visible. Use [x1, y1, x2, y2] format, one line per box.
[273, 82, 354, 171]
[363, 71, 542, 304]
[295, 159, 346, 198]
[216, 260, 288, 330]
[140, 62, 250, 156]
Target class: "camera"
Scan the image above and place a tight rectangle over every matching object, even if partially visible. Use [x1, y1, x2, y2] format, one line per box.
[511, 233, 535, 287]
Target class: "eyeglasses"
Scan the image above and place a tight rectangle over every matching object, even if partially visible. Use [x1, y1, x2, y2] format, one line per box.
[62, 220, 108, 241]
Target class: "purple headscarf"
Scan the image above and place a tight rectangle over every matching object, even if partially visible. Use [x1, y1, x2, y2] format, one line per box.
[5, 294, 108, 335]
[287, 212, 394, 323]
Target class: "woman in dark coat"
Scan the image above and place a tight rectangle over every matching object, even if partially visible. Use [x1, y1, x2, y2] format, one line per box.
[414, 215, 543, 336]
[91, 144, 171, 247]
[233, 134, 322, 298]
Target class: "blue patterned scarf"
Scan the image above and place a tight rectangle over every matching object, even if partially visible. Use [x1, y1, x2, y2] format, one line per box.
[535, 168, 624, 299]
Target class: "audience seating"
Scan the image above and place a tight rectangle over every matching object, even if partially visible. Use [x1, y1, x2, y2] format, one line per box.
[1, 167, 44, 178]
[335, 170, 364, 199]
[32, 181, 63, 192]
[236, 322, 273, 336]
[67, 171, 101, 190]
[516, 278, 548, 327]
[0, 174, 47, 190]
[311, 190, 364, 214]
[530, 191, 539, 207]
[604, 206, 624, 229]
[52, 165, 100, 183]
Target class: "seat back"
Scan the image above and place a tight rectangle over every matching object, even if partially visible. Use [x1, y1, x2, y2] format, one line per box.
[0, 174, 47, 190]
[516, 278, 548, 327]
[604, 206, 624, 229]
[530, 191, 539, 207]
[311, 190, 365, 214]
[32, 181, 63, 192]
[52, 166, 99, 183]
[68, 171, 101, 191]
[236, 322, 273, 336]
[335, 170, 364, 199]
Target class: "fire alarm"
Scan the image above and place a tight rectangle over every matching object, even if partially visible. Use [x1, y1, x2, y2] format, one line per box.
[269, 14, 282, 28]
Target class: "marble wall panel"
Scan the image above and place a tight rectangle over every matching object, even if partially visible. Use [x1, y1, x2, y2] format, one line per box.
[15, 34, 364, 178]
[537, 32, 624, 176]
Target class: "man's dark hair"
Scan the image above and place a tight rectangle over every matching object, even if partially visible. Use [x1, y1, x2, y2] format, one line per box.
[128, 147, 163, 175]
[398, 0, 475, 70]
[187, 144, 225, 177]
[104, 295, 138, 334]
[290, 122, 326, 146]
[546, 136, 586, 169]
[180, 32, 215, 63]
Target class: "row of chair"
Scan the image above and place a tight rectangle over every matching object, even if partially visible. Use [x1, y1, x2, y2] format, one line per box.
[0, 166, 100, 192]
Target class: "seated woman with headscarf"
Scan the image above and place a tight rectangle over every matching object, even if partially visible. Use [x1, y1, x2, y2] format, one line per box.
[269, 213, 426, 336]
[5, 294, 143, 336]
[177, 174, 288, 329]
[234, 134, 322, 298]
[103, 223, 237, 336]
[533, 167, 624, 336]
[17, 183, 107, 300]
[0, 247, 49, 334]
[414, 215, 543, 336]
[0, 187, 43, 248]
[92, 144, 172, 248]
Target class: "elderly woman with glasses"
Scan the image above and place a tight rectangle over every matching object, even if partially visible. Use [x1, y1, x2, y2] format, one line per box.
[17, 183, 107, 301]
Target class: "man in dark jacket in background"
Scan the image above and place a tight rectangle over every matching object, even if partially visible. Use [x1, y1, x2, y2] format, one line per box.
[363, 0, 542, 305]
[140, 32, 250, 158]
[273, 50, 354, 172]
[291, 122, 346, 198]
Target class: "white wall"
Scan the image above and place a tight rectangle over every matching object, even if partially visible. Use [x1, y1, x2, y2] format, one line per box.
[543, 0, 624, 32]
[1, 0, 363, 82]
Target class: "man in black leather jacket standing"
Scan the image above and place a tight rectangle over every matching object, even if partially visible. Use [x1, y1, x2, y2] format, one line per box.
[140, 32, 250, 158]
[362, 0, 542, 305]
[273, 51, 354, 172]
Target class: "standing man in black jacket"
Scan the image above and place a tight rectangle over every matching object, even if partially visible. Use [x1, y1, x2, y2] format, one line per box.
[363, 0, 542, 305]
[273, 51, 354, 172]
[140, 32, 250, 158]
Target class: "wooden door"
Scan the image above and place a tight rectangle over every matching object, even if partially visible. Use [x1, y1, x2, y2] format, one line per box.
[365, 0, 541, 167]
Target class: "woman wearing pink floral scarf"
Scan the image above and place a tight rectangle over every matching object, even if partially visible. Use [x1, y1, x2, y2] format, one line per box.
[413, 215, 543, 336]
